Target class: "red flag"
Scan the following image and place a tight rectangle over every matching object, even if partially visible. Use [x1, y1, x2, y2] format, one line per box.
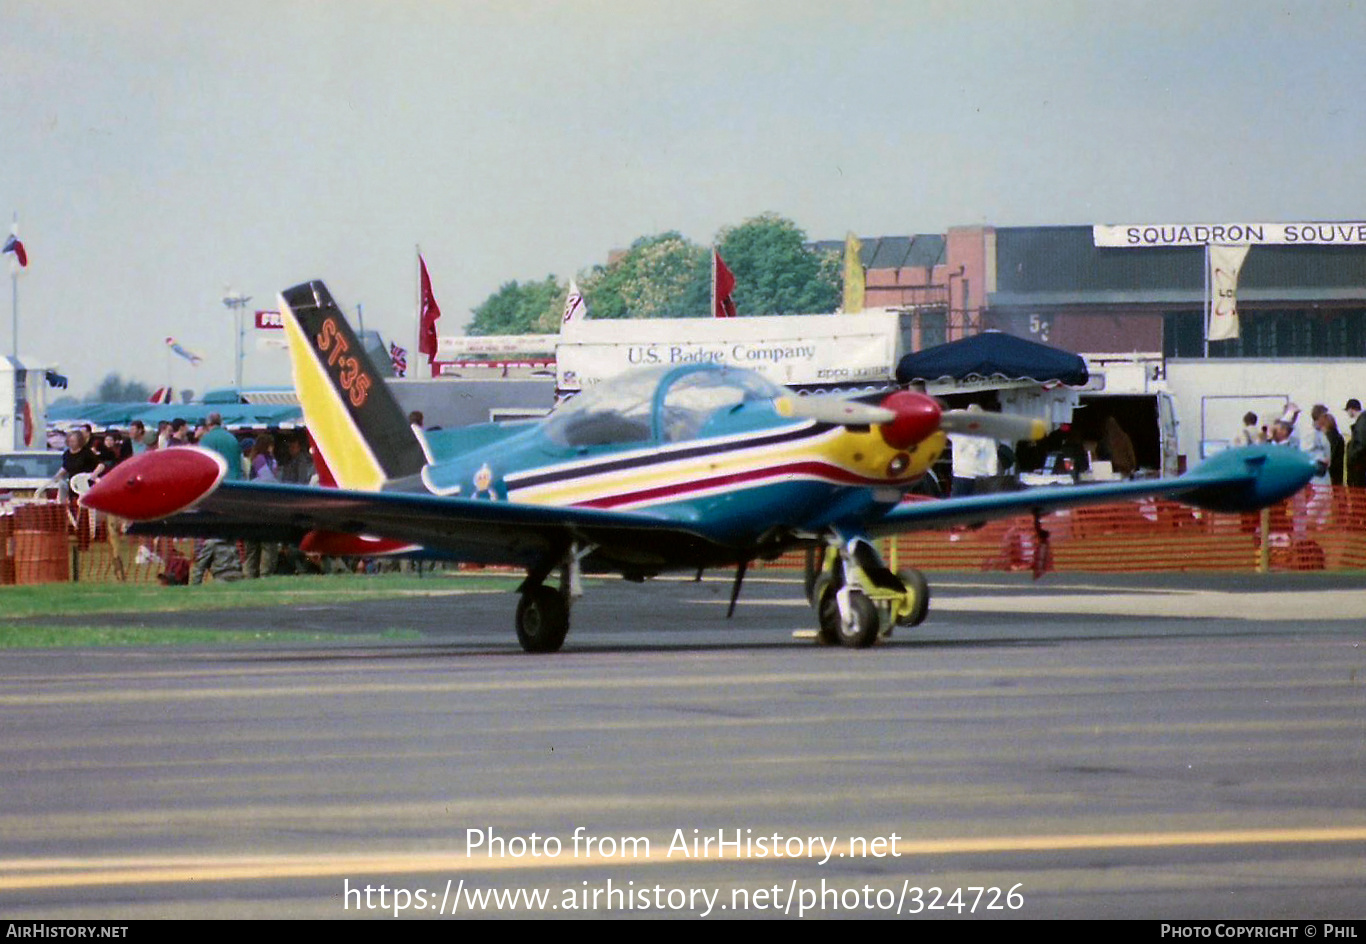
[418, 254, 442, 365]
[712, 249, 736, 318]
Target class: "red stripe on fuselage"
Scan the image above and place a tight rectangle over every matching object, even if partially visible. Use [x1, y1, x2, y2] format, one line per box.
[569, 460, 889, 510]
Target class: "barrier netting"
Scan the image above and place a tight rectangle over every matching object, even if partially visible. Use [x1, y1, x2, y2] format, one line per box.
[0, 501, 197, 586]
[3, 487, 1365, 586]
[763, 485, 1366, 575]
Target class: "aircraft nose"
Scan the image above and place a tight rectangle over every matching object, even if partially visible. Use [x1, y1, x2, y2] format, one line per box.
[878, 391, 942, 449]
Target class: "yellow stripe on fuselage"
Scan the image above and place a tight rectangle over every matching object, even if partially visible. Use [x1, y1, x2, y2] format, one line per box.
[509, 425, 947, 508]
[281, 301, 387, 492]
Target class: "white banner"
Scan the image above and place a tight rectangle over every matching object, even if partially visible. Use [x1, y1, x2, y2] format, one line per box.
[1094, 222, 1366, 247]
[437, 334, 559, 358]
[555, 311, 901, 390]
[1208, 244, 1251, 342]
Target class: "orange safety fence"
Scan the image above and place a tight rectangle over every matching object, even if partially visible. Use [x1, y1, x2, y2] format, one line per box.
[754, 485, 1366, 575]
[1, 500, 198, 586]
[4, 487, 1366, 587]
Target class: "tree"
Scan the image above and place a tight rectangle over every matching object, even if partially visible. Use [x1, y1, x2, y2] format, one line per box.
[88, 373, 152, 403]
[715, 213, 840, 315]
[464, 214, 842, 334]
[581, 233, 709, 321]
[467, 276, 564, 335]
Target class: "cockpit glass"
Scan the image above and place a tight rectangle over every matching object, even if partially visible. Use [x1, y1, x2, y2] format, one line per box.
[543, 365, 782, 448]
[543, 369, 662, 447]
[659, 368, 781, 442]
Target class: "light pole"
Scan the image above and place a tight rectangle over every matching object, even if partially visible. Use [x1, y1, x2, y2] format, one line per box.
[221, 289, 251, 391]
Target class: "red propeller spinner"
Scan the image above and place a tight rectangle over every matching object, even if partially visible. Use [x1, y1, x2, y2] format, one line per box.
[877, 391, 943, 449]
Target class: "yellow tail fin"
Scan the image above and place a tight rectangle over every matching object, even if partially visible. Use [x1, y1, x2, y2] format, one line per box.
[278, 281, 426, 491]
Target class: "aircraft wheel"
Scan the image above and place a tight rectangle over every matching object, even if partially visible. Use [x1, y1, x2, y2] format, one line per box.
[814, 578, 840, 646]
[835, 590, 880, 649]
[515, 586, 569, 653]
[896, 568, 931, 627]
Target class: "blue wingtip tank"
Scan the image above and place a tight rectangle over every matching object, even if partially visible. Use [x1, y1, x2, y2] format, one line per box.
[1177, 445, 1318, 513]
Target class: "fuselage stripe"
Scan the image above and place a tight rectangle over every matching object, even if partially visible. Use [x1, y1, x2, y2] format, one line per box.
[504, 421, 831, 490]
[569, 460, 888, 509]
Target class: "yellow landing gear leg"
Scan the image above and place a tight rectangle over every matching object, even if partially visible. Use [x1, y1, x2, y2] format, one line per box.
[808, 536, 931, 647]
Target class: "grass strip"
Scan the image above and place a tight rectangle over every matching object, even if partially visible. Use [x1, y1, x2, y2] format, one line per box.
[0, 572, 519, 620]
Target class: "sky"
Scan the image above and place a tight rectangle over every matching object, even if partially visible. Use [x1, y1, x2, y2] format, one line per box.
[3, 0, 1365, 396]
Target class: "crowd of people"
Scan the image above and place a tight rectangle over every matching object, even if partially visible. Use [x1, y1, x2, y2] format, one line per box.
[53, 412, 318, 583]
[1234, 399, 1366, 488]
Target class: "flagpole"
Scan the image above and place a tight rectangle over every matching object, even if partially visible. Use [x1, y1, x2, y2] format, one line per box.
[9, 212, 16, 358]
[1203, 243, 1210, 359]
[710, 249, 717, 320]
[415, 244, 423, 379]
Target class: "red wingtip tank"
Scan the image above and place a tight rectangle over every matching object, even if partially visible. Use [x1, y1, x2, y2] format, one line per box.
[79, 447, 227, 521]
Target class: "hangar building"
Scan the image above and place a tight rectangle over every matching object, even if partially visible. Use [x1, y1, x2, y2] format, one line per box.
[829, 224, 1366, 468]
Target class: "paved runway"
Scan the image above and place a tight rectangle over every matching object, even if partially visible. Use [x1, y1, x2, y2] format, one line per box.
[1, 572, 1363, 919]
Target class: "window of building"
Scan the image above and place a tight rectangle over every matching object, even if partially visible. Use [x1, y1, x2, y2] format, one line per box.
[918, 309, 948, 349]
[1164, 308, 1366, 358]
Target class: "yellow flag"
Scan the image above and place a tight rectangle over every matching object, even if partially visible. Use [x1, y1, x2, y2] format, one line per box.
[842, 232, 865, 313]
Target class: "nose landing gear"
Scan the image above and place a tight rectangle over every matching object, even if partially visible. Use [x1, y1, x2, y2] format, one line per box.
[808, 536, 930, 648]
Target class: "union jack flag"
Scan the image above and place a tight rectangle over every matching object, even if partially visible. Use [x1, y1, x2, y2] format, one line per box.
[390, 342, 408, 378]
[2, 231, 26, 268]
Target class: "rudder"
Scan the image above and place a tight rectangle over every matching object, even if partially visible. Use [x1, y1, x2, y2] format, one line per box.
[279, 280, 426, 491]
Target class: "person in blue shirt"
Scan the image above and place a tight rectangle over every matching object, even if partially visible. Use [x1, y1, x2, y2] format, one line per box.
[190, 413, 244, 583]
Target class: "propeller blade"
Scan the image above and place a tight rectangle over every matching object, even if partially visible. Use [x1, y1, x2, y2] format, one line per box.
[941, 410, 1048, 442]
[786, 392, 1047, 444]
[784, 394, 896, 426]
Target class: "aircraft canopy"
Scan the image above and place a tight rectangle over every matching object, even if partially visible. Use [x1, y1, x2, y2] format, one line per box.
[544, 364, 783, 448]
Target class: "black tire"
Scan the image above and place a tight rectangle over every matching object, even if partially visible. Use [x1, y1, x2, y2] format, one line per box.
[515, 586, 569, 653]
[814, 578, 840, 646]
[896, 568, 931, 627]
[836, 590, 880, 649]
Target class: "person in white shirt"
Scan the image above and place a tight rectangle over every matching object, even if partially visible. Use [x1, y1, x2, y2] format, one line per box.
[949, 405, 999, 497]
[1232, 412, 1262, 447]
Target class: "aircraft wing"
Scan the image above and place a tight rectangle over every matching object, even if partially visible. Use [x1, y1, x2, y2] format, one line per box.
[94, 443, 1314, 569]
[132, 479, 712, 551]
[91, 447, 726, 572]
[870, 445, 1316, 536]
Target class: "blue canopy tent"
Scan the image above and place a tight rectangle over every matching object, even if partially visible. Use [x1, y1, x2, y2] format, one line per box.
[48, 401, 303, 432]
[896, 330, 1089, 386]
[129, 403, 303, 430]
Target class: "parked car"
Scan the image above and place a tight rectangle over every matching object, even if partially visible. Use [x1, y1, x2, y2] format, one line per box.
[0, 451, 64, 501]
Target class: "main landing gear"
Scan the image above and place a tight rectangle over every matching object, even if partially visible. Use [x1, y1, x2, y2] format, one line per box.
[515, 585, 570, 653]
[515, 543, 593, 653]
[808, 536, 930, 648]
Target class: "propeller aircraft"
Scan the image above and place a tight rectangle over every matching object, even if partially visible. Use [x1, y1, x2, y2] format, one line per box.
[82, 281, 1316, 653]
